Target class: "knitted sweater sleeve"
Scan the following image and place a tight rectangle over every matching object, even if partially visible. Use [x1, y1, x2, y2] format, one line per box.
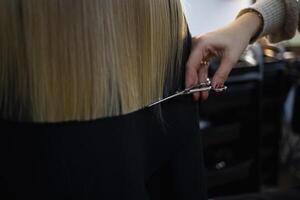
[238, 0, 299, 43]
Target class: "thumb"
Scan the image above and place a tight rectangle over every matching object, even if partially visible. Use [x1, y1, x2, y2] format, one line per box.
[212, 56, 235, 88]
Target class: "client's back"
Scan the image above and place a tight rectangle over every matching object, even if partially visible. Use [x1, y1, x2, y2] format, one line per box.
[0, 1, 207, 199]
[0, 0, 187, 122]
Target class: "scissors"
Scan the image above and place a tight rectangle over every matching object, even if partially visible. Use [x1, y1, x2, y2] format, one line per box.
[148, 78, 227, 107]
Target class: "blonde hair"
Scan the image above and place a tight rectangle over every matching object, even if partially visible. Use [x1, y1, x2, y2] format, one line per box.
[0, 0, 187, 122]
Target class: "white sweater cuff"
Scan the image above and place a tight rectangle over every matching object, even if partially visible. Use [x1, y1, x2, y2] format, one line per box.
[238, 0, 288, 43]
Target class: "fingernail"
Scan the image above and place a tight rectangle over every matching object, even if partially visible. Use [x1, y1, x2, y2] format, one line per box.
[193, 93, 200, 101]
[217, 83, 224, 89]
[212, 82, 218, 89]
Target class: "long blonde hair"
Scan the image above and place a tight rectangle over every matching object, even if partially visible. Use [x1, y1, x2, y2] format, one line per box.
[0, 0, 187, 122]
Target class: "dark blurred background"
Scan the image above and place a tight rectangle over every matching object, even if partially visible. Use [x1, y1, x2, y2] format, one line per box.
[184, 0, 300, 199]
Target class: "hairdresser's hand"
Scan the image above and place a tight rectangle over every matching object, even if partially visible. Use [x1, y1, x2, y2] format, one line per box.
[185, 12, 262, 101]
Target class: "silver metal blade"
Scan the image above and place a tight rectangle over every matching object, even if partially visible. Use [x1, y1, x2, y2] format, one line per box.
[147, 92, 185, 107]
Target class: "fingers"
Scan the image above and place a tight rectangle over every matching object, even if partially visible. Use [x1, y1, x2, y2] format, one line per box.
[185, 48, 202, 101]
[186, 39, 210, 101]
[198, 62, 209, 101]
[185, 64, 200, 100]
[212, 56, 235, 89]
[186, 39, 209, 86]
[185, 60, 209, 101]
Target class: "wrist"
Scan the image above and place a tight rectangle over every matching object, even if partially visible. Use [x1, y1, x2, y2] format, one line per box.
[235, 10, 264, 42]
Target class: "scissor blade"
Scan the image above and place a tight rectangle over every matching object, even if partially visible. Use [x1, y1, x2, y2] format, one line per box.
[147, 92, 184, 107]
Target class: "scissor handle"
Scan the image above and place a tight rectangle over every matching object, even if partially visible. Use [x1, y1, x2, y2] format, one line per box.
[184, 79, 211, 93]
[186, 85, 227, 94]
[214, 86, 228, 92]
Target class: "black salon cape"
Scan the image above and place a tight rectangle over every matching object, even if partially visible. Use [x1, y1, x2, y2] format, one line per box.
[0, 97, 206, 200]
[0, 29, 207, 199]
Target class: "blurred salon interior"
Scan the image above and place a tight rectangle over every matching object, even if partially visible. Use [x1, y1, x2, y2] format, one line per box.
[185, 0, 300, 199]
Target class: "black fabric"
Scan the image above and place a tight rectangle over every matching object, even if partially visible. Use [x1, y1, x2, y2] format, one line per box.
[0, 96, 206, 200]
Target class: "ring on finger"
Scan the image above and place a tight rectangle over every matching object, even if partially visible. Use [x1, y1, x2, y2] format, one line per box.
[200, 61, 209, 65]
